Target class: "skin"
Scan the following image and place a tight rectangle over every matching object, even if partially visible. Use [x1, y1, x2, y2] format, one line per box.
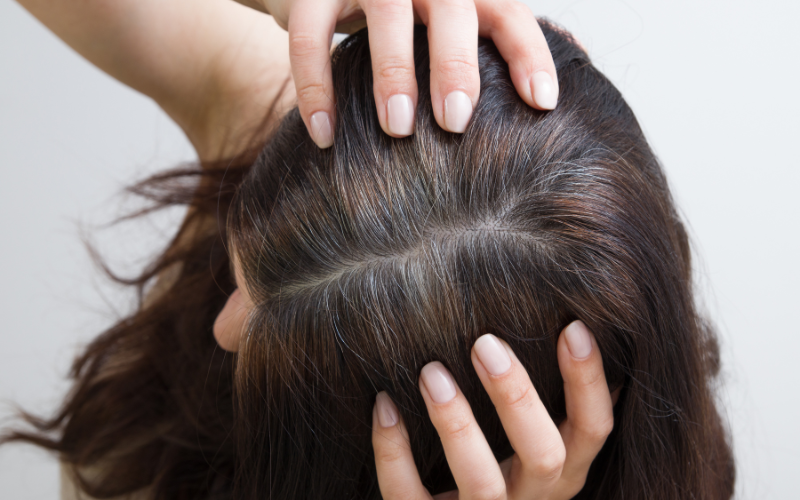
[16, 0, 297, 162]
[17, 0, 559, 154]
[17, 0, 611, 495]
[235, 0, 560, 146]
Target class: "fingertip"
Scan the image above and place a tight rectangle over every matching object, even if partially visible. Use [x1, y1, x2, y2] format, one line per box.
[477, 1, 559, 112]
[385, 94, 415, 137]
[424, 0, 479, 134]
[309, 111, 334, 148]
[531, 71, 559, 110]
[419, 361, 458, 404]
[372, 394, 428, 500]
[375, 391, 400, 428]
[287, 0, 339, 148]
[564, 320, 593, 360]
[493, 335, 523, 366]
[558, 321, 608, 394]
[443, 90, 474, 133]
[472, 334, 512, 377]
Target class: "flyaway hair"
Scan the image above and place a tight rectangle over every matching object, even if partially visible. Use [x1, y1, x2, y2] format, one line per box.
[3, 21, 734, 500]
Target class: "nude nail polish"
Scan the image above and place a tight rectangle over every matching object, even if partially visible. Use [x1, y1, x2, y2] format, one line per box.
[387, 94, 414, 136]
[310, 111, 333, 148]
[531, 71, 558, 110]
[474, 334, 512, 376]
[420, 362, 457, 403]
[444, 91, 473, 133]
[375, 391, 399, 428]
[565, 320, 592, 359]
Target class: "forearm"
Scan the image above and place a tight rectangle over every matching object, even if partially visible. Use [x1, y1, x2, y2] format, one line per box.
[17, 0, 294, 160]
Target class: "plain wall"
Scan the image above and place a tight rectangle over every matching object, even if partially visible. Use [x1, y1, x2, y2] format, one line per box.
[1, 0, 798, 497]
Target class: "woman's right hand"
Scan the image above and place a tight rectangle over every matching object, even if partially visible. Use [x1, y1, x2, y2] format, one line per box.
[372, 321, 615, 499]
[235, 0, 560, 147]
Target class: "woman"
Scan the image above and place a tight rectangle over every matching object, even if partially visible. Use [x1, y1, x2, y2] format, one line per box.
[5, 1, 733, 499]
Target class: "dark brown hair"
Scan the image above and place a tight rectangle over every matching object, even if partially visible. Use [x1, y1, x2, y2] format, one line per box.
[3, 21, 734, 500]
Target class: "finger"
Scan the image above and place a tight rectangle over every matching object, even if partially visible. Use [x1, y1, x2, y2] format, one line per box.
[414, 0, 479, 133]
[471, 335, 566, 499]
[373, 391, 432, 500]
[287, 0, 340, 148]
[419, 362, 507, 500]
[554, 321, 614, 498]
[361, 0, 418, 137]
[474, 0, 558, 110]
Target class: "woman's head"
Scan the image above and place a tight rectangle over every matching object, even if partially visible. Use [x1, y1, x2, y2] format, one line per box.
[218, 22, 733, 499]
[2, 18, 731, 500]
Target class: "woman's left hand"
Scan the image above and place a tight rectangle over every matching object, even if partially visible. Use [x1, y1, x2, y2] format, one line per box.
[372, 321, 615, 499]
[234, 0, 559, 147]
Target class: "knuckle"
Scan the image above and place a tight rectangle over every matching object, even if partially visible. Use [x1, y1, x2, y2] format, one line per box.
[523, 45, 554, 67]
[574, 365, 607, 390]
[440, 412, 474, 441]
[288, 32, 321, 59]
[375, 59, 416, 85]
[508, 44, 554, 75]
[498, 378, 537, 412]
[471, 478, 506, 500]
[374, 442, 407, 465]
[294, 80, 327, 103]
[501, 1, 532, 23]
[436, 51, 478, 81]
[578, 414, 615, 444]
[368, 0, 411, 17]
[489, 1, 531, 32]
[435, 0, 474, 14]
[529, 442, 566, 480]
[594, 414, 615, 441]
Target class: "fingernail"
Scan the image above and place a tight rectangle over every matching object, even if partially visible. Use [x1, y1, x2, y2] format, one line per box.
[420, 362, 457, 403]
[387, 94, 415, 136]
[310, 111, 333, 148]
[565, 321, 592, 359]
[474, 334, 512, 376]
[375, 391, 399, 428]
[531, 71, 558, 110]
[443, 91, 473, 133]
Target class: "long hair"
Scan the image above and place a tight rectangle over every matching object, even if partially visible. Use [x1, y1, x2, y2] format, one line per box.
[2, 21, 734, 500]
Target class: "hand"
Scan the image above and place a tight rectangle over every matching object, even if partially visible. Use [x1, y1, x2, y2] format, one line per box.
[372, 321, 615, 499]
[235, 0, 559, 147]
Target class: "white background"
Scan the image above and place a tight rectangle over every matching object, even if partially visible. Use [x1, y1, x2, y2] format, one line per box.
[1, 0, 798, 497]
